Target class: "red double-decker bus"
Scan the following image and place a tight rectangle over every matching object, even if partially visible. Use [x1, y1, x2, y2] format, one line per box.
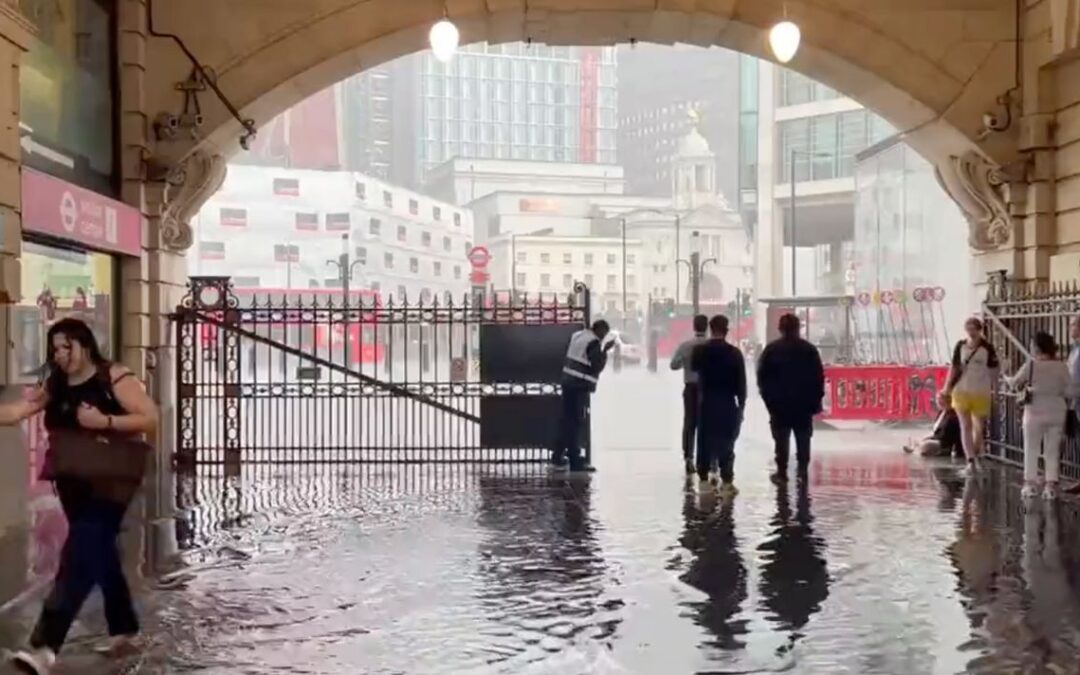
[199, 287, 385, 366]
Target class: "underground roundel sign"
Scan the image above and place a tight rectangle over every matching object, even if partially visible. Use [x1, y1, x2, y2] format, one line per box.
[468, 246, 491, 270]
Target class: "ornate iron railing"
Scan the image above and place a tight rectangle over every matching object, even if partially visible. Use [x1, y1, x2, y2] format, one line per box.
[174, 277, 591, 468]
[984, 272, 1080, 478]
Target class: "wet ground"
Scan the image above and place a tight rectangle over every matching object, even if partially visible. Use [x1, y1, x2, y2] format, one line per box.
[4, 368, 1080, 674]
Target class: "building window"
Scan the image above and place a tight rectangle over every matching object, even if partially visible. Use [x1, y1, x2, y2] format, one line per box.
[409, 198, 419, 215]
[326, 213, 351, 232]
[562, 273, 572, 288]
[584, 253, 594, 265]
[384, 252, 394, 269]
[422, 231, 432, 247]
[454, 265, 462, 280]
[199, 241, 225, 260]
[295, 212, 318, 231]
[584, 273, 594, 287]
[540, 273, 551, 287]
[273, 244, 300, 262]
[443, 236, 451, 251]
[397, 225, 407, 242]
[628, 275, 637, 290]
[540, 252, 551, 264]
[464, 241, 473, 255]
[516, 273, 526, 287]
[607, 253, 616, 265]
[433, 206, 442, 221]
[409, 257, 419, 273]
[233, 276, 261, 288]
[370, 217, 382, 235]
[562, 253, 572, 264]
[453, 212, 462, 227]
[607, 274, 617, 290]
[220, 207, 247, 227]
[433, 261, 442, 277]
[273, 177, 300, 196]
[370, 281, 381, 293]
[516, 251, 526, 263]
[356, 182, 367, 200]
[627, 254, 636, 264]
[383, 190, 393, 207]
[355, 247, 367, 264]
[397, 285, 407, 299]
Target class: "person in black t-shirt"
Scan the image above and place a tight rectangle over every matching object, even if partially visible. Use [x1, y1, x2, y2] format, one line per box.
[690, 315, 746, 497]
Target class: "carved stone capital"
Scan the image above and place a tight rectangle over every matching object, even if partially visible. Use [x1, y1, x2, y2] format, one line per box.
[160, 151, 227, 251]
[934, 151, 1018, 251]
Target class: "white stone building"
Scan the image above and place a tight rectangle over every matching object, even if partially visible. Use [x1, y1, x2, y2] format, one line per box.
[191, 165, 475, 302]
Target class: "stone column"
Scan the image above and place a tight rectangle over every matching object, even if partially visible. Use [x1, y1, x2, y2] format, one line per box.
[0, 1, 33, 603]
[753, 60, 781, 342]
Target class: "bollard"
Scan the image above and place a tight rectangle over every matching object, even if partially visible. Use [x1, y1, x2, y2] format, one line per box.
[647, 329, 658, 372]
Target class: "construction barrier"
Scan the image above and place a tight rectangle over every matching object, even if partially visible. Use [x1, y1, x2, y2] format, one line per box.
[821, 365, 949, 422]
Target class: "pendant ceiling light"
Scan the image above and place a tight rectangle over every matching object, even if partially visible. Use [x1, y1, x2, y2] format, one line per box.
[429, 18, 460, 63]
[769, 20, 801, 63]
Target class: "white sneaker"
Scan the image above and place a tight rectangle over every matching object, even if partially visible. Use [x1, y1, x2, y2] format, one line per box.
[10, 647, 56, 674]
[1021, 484, 1039, 500]
[1043, 483, 1059, 501]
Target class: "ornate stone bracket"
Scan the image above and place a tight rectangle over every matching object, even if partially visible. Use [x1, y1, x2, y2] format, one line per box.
[933, 151, 1019, 251]
[159, 151, 227, 251]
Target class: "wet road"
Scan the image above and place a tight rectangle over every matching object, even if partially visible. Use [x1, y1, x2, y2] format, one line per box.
[6, 368, 1080, 674]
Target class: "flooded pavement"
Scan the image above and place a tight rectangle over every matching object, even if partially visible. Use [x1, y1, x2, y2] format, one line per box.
[5, 369, 1080, 674]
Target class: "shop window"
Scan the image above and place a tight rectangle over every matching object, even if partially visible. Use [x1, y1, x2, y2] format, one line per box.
[199, 241, 225, 259]
[295, 212, 318, 231]
[273, 177, 300, 196]
[325, 212, 351, 232]
[20, 0, 115, 192]
[14, 240, 116, 380]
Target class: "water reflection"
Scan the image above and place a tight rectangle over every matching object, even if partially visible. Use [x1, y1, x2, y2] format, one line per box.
[474, 474, 622, 669]
[676, 490, 748, 651]
[1018, 500, 1080, 671]
[757, 480, 830, 656]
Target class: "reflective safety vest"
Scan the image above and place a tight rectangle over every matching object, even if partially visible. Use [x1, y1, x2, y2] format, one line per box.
[563, 329, 600, 384]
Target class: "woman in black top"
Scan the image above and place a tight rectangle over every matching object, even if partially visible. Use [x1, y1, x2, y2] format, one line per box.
[0, 318, 158, 674]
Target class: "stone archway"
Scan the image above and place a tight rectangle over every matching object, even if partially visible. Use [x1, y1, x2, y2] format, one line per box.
[129, 0, 1028, 256]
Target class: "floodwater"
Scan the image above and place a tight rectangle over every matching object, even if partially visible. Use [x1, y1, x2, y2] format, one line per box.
[4, 369, 1080, 674]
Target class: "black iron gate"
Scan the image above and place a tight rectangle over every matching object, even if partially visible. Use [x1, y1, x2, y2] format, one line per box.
[174, 277, 591, 468]
[984, 272, 1080, 479]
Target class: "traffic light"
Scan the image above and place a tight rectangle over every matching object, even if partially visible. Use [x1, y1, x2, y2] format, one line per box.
[740, 289, 753, 316]
[664, 298, 676, 318]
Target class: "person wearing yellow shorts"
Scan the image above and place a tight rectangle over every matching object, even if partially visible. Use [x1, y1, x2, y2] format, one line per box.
[939, 317, 999, 476]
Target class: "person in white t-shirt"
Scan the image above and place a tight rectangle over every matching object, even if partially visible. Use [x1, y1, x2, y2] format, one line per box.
[1005, 331, 1076, 500]
[939, 318, 1000, 474]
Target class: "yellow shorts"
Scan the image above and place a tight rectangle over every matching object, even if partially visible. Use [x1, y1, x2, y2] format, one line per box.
[952, 391, 991, 418]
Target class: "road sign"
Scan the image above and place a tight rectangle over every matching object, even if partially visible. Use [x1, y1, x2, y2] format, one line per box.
[467, 245, 491, 269]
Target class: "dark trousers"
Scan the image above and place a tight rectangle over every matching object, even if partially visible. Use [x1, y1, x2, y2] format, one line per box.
[31, 482, 139, 654]
[553, 386, 590, 467]
[681, 383, 700, 460]
[771, 414, 814, 474]
[697, 400, 739, 483]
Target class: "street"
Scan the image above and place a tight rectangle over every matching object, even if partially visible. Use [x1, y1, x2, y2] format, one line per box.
[3, 367, 1080, 674]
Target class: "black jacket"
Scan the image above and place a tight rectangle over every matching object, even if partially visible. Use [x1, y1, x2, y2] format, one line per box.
[757, 337, 825, 417]
[691, 339, 747, 411]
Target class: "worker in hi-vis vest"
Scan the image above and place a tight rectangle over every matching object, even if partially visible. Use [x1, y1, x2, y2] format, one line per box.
[553, 319, 614, 471]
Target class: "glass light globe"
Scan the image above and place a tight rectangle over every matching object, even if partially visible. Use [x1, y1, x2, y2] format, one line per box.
[769, 20, 801, 64]
[429, 19, 459, 63]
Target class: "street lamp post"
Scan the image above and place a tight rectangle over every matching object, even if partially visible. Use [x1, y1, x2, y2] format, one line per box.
[620, 217, 628, 329]
[788, 149, 834, 297]
[326, 233, 365, 369]
[677, 231, 717, 316]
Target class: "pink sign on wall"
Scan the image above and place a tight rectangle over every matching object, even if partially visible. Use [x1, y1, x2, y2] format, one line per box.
[21, 167, 143, 257]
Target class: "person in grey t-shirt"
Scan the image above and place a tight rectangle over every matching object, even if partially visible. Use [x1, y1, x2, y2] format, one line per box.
[670, 314, 709, 475]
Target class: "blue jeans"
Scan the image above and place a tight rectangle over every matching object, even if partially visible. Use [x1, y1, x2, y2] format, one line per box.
[30, 481, 138, 653]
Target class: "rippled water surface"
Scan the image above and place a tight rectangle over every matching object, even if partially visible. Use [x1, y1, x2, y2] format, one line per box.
[6, 370, 1080, 674]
